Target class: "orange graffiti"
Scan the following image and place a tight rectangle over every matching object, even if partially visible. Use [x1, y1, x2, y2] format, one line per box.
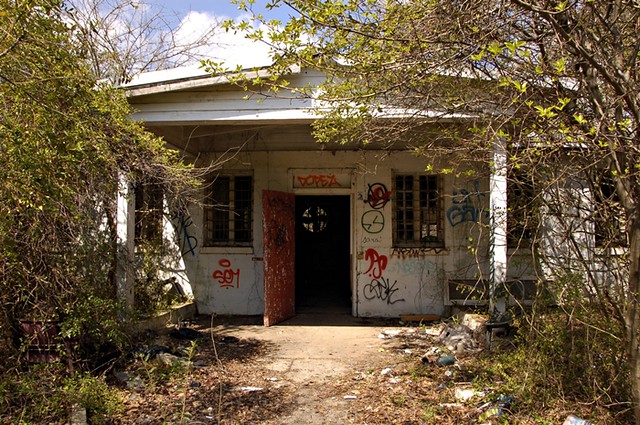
[295, 174, 341, 188]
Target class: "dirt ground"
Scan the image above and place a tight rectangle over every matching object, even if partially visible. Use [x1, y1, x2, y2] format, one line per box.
[116, 310, 441, 424]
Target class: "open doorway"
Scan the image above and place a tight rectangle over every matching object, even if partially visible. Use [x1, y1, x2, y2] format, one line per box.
[295, 195, 351, 313]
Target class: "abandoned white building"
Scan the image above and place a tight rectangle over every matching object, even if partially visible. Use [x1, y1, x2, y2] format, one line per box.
[121, 64, 544, 326]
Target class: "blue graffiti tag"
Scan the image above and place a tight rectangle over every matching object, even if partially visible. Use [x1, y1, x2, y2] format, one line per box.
[446, 180, 489, 227]
[173, 209, 198, 256]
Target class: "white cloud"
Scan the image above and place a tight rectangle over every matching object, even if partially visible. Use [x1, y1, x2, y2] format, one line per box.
[174, 11, 276, 69]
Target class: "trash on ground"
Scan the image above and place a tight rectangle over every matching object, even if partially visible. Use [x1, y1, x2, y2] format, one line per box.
[437, 354, 456, 366]
[438, 403, 464, 409]
[238, 386, 263, 392]
[439, 324, 481, 355]
[421, 346, 441, 363]
[454, 387, 478, 402]
[563, 415, 594, 425]
[169, 327, 204, 340]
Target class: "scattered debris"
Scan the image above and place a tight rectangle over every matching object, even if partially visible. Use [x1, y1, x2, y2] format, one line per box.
[437, 354, 456, 367]
[380, 367, 393, 375]
[70, 404, 87, 425]
[238, 386, 264, 392]
[399, 314, 441, 323]
[563, 415, 594, 425]
[439, 324, 481, 355]
[169, 327, 204, 340]
[343, 395, 357, 400]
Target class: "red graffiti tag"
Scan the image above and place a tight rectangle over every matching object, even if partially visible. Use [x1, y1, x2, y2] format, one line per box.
[296, 174, 341, 188]
[212, 258, 240, 289]
[366, 183, 392, 209]
[364, 248, 388, 279]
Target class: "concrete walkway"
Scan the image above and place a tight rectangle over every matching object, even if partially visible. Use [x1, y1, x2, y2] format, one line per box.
[210, 312, 398, 383]
[208, 312, 405, 424]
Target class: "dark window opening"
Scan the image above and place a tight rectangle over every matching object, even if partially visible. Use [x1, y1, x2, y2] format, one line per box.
[507, 171, 537, 248]
[135, 182, 164, 243]
[593, 174, 626, 248]
[394, 174, 444, 247]
[204, 175, 253, 247]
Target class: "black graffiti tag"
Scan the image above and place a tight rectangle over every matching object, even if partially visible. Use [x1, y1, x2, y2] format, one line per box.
[363, 277, 405, 305]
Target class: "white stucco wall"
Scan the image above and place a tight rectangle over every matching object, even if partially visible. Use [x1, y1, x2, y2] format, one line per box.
[174, 147, 503, 318]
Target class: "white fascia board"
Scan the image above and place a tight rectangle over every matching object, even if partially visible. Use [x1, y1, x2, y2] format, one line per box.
[130, 107, 320, 124]
[124, 65, 302, 98]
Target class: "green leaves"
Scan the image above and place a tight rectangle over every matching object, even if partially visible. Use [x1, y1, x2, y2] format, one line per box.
[0, 0, 196, 365]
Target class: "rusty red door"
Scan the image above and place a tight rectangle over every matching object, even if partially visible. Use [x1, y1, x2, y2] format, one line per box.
[262, 190, 296, 326]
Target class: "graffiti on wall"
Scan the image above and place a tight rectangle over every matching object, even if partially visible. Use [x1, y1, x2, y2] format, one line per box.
[361, 181, 390, 234]
[364, 248, 388, 278]
[171, 207, 198, 257]
[361, 235, 382, 245]
[361, 248, 406, 304]
[366, 183, 392, 209]
[295, 174, 342, 188]
[391, 246, 447, 257]
[361, 210, 385, 234]
[212, 258, 240, 289]
[363, 276, 405, 305]
[446, 180, 489, 227]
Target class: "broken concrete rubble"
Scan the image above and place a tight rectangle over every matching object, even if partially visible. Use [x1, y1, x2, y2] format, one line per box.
[439, 324, 482, 355]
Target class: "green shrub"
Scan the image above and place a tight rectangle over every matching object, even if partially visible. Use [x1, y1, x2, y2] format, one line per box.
[64, 373, 122, 424]
[486, 307, 632, 423]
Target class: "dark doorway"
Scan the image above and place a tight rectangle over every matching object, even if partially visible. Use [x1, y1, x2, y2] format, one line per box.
[295, 196, 351, 313]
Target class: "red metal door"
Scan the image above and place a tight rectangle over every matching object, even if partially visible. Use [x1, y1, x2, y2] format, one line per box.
[262, 190, 296, 326]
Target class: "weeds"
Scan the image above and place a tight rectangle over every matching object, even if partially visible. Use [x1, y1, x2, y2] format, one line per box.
[0, 364, 120, 424]
[478, 307, 632, 423]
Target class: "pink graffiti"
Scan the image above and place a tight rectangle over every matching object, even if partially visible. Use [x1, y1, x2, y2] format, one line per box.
[364, 248, 388, 279]
[296, 174, 341, 188]
[212, 258, 240, 289]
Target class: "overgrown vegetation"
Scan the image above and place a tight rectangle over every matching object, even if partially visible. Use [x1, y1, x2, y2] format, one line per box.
[484, 308, 631, 423]
[0, 0, 198, 419]
[0, 364, 122, 424]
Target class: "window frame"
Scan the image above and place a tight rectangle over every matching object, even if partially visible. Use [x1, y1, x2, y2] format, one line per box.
[134, 181, 164, 243]
[507, 169, 538, 249]
[393, 173, 445, 248]
[203, 172, 254, 247]
[592, 173, 626, 248]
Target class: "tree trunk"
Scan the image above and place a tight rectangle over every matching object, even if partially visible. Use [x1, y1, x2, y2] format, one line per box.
[626, 216, 640, 425]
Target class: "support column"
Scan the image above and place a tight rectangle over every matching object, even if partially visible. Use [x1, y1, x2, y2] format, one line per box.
[489, 138, 508, 314]
[116, 175, 135, 310]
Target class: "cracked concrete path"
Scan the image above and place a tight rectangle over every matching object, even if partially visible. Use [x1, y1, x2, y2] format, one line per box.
[208, 311, 404, 424]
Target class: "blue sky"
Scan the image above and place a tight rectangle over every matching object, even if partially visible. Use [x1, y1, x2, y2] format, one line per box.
[141, 0, 295, 69]
[152, 0, 294, 21]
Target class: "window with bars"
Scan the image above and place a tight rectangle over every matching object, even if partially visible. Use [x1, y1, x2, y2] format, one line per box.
[592, 173, 626, 248]
[204, 175, 253, 247]
[393, 174, 444, 247]
[135, 182, 164, 243]
[507, 171, 537, 248]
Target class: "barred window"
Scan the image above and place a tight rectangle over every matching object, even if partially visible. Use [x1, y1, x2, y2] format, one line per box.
[507, 172, 537, 248]
[204, 175, 253, 246]
[135, 182, 164, 243]
[593, 174, 626, 248]
[393, 174, 444, 247]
